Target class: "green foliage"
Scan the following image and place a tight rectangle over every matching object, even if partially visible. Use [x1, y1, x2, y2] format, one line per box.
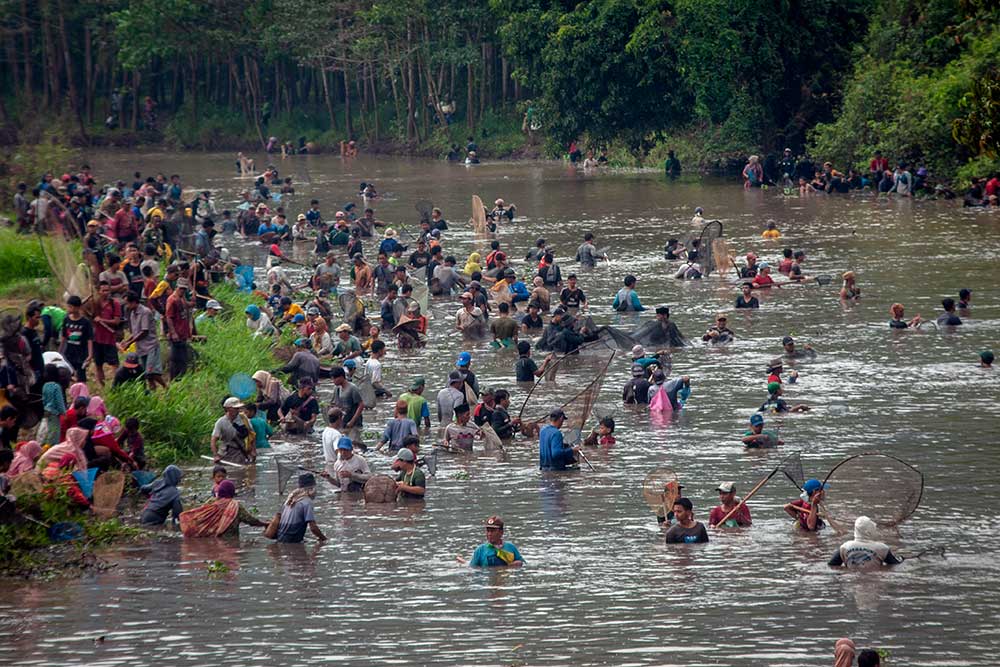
[0, 130, 80, 205]
[103, 285, 281, 466]
[0, 229, 52, 289]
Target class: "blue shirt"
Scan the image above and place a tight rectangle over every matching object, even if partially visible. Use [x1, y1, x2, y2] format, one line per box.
[539, 424, 576, 470]
[258, 222, 276, 236]
[276, 497, 315, 543]
[250, 415, 273, 449]
[305, 209, 321, 225]
[470, 541, 524, 567]
[612, 287, 645, 311]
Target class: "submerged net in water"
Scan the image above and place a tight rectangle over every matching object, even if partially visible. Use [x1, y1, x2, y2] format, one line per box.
[275, 459, 299, 496]
[363, 474, 398, 503]
[821, 452, 923, 529]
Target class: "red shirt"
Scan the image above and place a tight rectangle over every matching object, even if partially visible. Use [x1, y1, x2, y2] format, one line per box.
[111, 207, 138, 240]
[790, 499, 821, 530]
[778, 258, 793, 274]
[93, 297, 122, 345]
[986, 177, 1000, 198]
[869, 157, 888, 173]
[752, 273, 774, 288]
[709, 503, 752, 527]
[767, 373, 781, 385]
[59, 408, 81, 440]
[165, 293, 192, 341]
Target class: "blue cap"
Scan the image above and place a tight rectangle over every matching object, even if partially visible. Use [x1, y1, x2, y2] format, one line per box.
[336, 436, 353, 450]
[344, 359, 356, 369]
[292, 313, 305, 323]
[750, 414, 764, 426]
[456, 352, 471, 367]
[802, 479, 829, 494]
[294, 337, 308, 347]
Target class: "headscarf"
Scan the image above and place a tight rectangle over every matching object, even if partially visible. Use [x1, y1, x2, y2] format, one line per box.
[37, 427, 89, 472]
[9, 440, 42, 476]
[854, 515, 879, 542]
[179, 478, 238, 537]
[252, 370, 283, 402]
[142, 464, 183, 512]
[87, 396, 107, 420]
[69, 382, 90, 402]
[245, 304, 261, 321]
[463, 252, 481, 275]
[833, 638, 855, 667]
[216, 479, 236, 498]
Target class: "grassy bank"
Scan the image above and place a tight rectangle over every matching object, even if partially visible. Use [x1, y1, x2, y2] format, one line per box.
[0, 228, 64, 306]
[103, 284, 281, 466]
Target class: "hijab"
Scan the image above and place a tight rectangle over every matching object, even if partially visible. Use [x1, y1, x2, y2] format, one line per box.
[833, 638, 855, 667]
[38, 427, 89, 472]
[216, 479, 236, 498]
[252, 370, 283, 401]
[142, 464, 183, 511]
[69, 382, 90, 402]
[9, 440, 42, 476]
[87, 396, 107, 420]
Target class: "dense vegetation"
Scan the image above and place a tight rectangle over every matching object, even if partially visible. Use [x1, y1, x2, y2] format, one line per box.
[0, 0, 997, 180]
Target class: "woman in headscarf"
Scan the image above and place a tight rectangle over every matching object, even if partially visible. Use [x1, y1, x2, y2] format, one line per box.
[252, 370, 285, 422]
[311, 318, 333, 357]
[140, 464, 184, 526]
[89, 416, 137, 470]
[179, 479, 267, 538]
[37, 426, 88, 472]
[833, 638, 855, 667]
[9, 440, 42, 476]
[828, 515, 903, 569]
[41, 453, 90, 508]
[86, 396, 108, 420]
[68, 382, 90, 403]
[245, 304, 276, 337]
[463, 251, 481, 276]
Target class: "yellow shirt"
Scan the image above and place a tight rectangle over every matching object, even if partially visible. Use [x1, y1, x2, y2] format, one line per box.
[284, 303, 305, 319]
[149, 279, 173, 300]
[762, 229, 781, 239]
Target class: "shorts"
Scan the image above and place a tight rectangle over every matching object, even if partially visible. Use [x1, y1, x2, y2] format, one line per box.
[93, 342, 120, 367]
[139, 345, 163, 375]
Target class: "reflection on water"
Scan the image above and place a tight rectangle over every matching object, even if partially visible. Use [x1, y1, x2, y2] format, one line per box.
[2, 152, 999, 666]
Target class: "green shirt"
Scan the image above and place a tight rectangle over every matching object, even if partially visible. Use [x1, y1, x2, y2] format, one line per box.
[399, 391, 429, 423]
[42, 305, 66, 332]
[396, 466, 426, 500]
[250, 415, 274, 449]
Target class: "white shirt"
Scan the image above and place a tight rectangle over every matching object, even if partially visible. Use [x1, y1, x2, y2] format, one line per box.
[321, 426, 344, 465]
[365, 357, 383, 383]
[247, 312, 275, 336]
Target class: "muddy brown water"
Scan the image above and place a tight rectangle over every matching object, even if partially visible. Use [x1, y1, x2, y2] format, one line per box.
[2, 152, 999, 666]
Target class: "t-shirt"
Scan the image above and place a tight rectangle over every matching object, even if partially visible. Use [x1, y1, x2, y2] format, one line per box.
[276, 498, 315, 543]
[889, 319, 909, 329]
[470, 541, 524, 567]
[936, 312, 962, 326]
[708, 503, 752, 527]
[332, 336, 362, 357]
[664, 522, 709, 544]
[789, 498, 824, 531]
[514, 356, 538, 382]
[281, 393, 320, 422]
[128, 304, 159, 355]
[490, 317, 518, 341]
[165, 293, 191, 341]
[735, 295, 760, 309]
[250, 415, 273, 449]
[539, 424, 575, 470]
[321, 427, 344, 465]
[365, 357, 383, 383]
[399, 391, 430, 423]
[436, 386, 466, 423]
[93, 298, 122, 345]
[521, 313, 544, 329]
[381, 417, 417, 449]
[752, 273, 774, 288]
[444, 422, 480, 451]
[123, 262, 144, 296]
[408, 250, 430, 268]
[396, 466, 426, 500]
[332, 382, 364, 425]
[61, 316, 93, 362]
[560, 287, 586, 309]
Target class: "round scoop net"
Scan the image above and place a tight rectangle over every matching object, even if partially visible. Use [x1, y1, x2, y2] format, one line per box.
[642, 467, 680, 517]
[363, 474, 398, 503]
[698, 220, 724, 276]
[821, 453, 923, 529]
[92, 470, 126, 519]
[518, 352, 615, 434]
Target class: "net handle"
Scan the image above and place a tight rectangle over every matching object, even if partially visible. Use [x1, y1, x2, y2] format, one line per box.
[714, 451, 801, 527]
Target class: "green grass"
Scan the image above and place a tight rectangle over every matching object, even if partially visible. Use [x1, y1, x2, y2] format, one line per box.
[0, 228, 52, 289]
[103, 284, 283, 465]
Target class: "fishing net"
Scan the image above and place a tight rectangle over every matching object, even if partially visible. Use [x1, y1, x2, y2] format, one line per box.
[821, 453, 923, 529]
[590, 325, 638, 352]
[228, 373, 257, 400]
[420, 450, 438, 477]
[630, 320, 688, 347]
[338, 290, 365, 328]
[642, 467, 680, 515]
[363, 474, 398, 503]
[40, 235, 92, 301]
[9, 471, 43, 498]
[471, 195, 487, 233]
[91, 470, 126, 519]
[275, 459, 299, 496]
[777, 451, 805, 490]
[711, 237, 733, 278]
[519, 352, 614, 434]
[132, 470, 157, 487]
[697, 221, 724, 276]
[415, 200, 433, 225]
[72, 467, 99, 499]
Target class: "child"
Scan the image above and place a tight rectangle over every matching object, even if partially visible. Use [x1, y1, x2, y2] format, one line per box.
[211, 465, 228, 497]
[40, 364, 66, 446]
[362, 325, 381, 353]
[761, 221, 781, 239]
[366, 340, 391, 398]
[118, 416, 146, 469]
[514, 341, 553, 382]
[583, 416, 616, 447]
[245, 403, 273, 450]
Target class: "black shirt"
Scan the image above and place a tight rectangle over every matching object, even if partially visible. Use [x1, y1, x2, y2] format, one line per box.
[22, 325, 44, 382]
[113, 365, 145, 387]
[123, 262, 144, 296]
[408, 250, 431, 269]
[515, 356, 538, 382]
[281, 393, 320, 421]
[735, 295, 759, 309]
[491, 406, 515, 439]
[560, 287, 586, 309]
[61, 316, 94, 362]
[521, 313, 544, 330]
[889, 320, 909, 329]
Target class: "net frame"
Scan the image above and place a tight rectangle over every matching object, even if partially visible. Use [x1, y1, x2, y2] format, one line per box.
[518, 347, 613, 414]
[92, 470, 126, 519]
[518, 352, 615, 433]
[697, 220, 724, 276]
[821, 452, 924, 529]
[363, 474, 399, 503]
[471, 195, 487, 234]
[642, 466, 680, 513]
[275, 458, 298, 496]
[415, 200, 433, 225]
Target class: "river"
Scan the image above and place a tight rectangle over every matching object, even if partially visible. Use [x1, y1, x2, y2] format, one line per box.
[2, 152, 999, 666]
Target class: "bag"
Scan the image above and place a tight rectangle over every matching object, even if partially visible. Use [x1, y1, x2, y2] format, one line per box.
[263, 511, 281, 539]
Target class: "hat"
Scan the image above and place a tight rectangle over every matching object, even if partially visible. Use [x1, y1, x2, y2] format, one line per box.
[205, 300, 222, 311]
[395, 448, 415, 462]
[298, 473, 316, 488]
[456, 352, 471, 367]
[485, 515, 504, 530]
[746, 252, 757, 261]
[223, 397, 244, 409]
[384, 228, 397, 238]
[336, 436, 353, 451]
[448, 370, 463, 383]
[758, 261, 770, 270]
[980, 350, 995, 364]
[335, 323, 352, 333]
[549, 408, 566, 420]
[293, 337, 309, 348]
[306, 306, 320, 316]
[694, 207, 703, 215]
[409, 377, 425, 390]
[297, 213, 306, 221]
[123, 352, 140, 369]
[802, 479, 829, 494]
[767, 358, 783, 371]
[460, 292, 473, 300]
[292, 313, 305, 323]
[655, 306, 670, 316]
[469, 280, 481, 289]
[716, 481, 736, 493]
[245, 304, 261, 319]
[749, 413, 764, 426]
[631, 364, 645, 377]
[781, 335, 794, 345]
[716, 312, 728, 320]
[631, 344, 646, 358]
[343, 359, 357, 370]
[87, 219, 100, 228]
[767, 381, 781, 394]
[430, 229, 441, 238]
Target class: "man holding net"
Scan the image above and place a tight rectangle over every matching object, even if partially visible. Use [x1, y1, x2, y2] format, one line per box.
[784, 478, 827, 531]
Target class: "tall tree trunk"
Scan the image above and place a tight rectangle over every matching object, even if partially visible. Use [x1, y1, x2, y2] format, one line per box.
[501, 57, 508, 103]
[5, 36, 20, 101]
[84, 25, 93, 123]
[320, 67, 337, 132]
[131, 70, 140, 130]
[189, 54, 198, 121]
[57, 3, 87, 140]
[343, 68, 353, 138]
[479, 42, 487, 122]
[20, 0, 32, 103]
[368, 63, 379, 141]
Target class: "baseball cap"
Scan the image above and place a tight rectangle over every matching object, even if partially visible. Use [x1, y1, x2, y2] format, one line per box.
[484, 515, 504, 530]
[205, 300, 222, 311]
[343, 358, 356, 369]
[631, 344, 645, 358]
[409, 377, 425, 390]
[631, 364, 645, 377]
[223, 397, 244, 409]
[456, 352, 471, 367]
[802, 479, 829, 494]
[395, 448, 415, 462]
[336, 436, 353, 451]
[749, 413, 764, 426]
[781, 336, 794, 345]
[717, 481, 736, 493]
[448, 370, 463, 383]
[123, 352, 140, 369]
[549, 408, 566, 420]
[292, 313, 305, 323]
